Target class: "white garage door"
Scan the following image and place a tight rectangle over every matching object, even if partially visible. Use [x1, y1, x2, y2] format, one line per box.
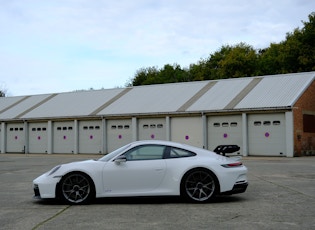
[53, 121, 75, 154]
[248, 113, 286, 156]
[29, 123, 48, 153]
[208, 115, 242, 155]
[171, 117, 203, 148]
[107, 119, 132, 153]
[6, 123, 25, 153]
[79, 120, 102, 154]
[138, 118, 166, 141]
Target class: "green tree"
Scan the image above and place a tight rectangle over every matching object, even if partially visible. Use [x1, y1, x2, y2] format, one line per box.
[131, 66, 159, 86]
[0, 85, 6, 97]
[187, 60, 208, 81]
[258, 12, 315, 74]
[291, 12, 315, 71]
[203, 43, 258, 79]
[129, 12, 315, 86]
[257, 44, 284, 75]
[158, 64, 189, 83]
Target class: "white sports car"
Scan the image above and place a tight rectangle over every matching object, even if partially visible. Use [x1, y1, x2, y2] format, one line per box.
[33, 140, 248, 204]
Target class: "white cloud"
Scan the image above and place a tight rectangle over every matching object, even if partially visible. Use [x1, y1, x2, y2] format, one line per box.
[0, 0, 314, 96]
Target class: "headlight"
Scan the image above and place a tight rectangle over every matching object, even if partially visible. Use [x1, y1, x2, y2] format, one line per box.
[47, 165, 61, 176]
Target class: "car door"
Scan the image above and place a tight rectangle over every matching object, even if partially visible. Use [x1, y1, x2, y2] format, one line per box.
[102, 144, 167, 196]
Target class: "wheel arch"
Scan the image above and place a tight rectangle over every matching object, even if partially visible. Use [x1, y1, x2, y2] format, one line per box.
[55, 171, 96, 200]
[180, 167, 221, 197]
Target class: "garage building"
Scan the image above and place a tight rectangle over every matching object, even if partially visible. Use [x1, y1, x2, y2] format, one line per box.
[0, 71, 314, 157]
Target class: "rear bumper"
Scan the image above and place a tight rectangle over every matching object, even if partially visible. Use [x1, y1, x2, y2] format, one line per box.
[221, 182, 248, 195]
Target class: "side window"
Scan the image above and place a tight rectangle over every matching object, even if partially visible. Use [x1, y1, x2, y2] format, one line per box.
[169, 147, 196, 158]
[124, 145, 165, 161]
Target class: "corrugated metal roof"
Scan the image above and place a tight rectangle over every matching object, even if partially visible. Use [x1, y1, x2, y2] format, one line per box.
[0, 71, 314, 120]
[186, 78, 253, 111]
[0, 94, 53, 119]
[20, 88, 125, 119]
[0, 96, 27, 114]
[235, 72, 315, 109]
[96, 81, 209, 115]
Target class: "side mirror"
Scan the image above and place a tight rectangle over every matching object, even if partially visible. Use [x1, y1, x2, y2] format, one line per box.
[114, 155, 127, 164]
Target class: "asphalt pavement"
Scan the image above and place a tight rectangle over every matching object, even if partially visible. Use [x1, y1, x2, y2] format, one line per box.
[0, 154, 314, 230]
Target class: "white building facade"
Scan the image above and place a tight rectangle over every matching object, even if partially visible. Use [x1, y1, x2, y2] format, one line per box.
[0, 72, 314, 157]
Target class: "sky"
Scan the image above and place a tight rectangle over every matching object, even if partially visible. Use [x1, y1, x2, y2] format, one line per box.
[0, 0, 314, 96]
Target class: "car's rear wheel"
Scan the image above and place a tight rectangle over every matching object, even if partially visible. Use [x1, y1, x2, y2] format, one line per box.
[181, 168, 218, 202]
[59, 172, 94, 204]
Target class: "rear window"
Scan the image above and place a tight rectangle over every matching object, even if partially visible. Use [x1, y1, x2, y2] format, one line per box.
[169, 147, 196, 158]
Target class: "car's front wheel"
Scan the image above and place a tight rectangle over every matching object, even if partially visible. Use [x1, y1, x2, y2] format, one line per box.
[58, 172, 95, 204]
[181, 168, 218, 202]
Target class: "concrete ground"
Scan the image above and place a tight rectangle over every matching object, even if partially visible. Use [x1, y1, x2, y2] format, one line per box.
[0, 154, 314, 230]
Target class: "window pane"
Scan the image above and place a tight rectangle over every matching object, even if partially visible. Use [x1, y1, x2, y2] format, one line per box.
[222, 122, 229, 127]
[263, 121, 271, 126]
[125, 145, 165, 161]
[213, 123, 220, 127]
[230, 122, 238, 127]
[169, 147, 196, 158]
[303, 114, 315, 133]
[254, 121, 261, 126]
[273, 121, 281, 126]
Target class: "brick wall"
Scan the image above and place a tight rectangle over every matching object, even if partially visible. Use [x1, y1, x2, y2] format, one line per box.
[293, 79, 315, 156]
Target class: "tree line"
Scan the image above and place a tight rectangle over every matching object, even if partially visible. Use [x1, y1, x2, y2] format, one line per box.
[128, 12, 315, 86]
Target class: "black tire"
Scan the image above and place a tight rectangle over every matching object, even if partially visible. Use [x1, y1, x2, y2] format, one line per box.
[181, 168, 218, 202]
[58, 172, 95, 204]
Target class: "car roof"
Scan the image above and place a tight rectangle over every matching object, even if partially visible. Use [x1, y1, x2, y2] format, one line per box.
[129, 140, 211, 154]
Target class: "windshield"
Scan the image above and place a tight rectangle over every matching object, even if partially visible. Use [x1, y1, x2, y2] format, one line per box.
[98, 143, 131, 162]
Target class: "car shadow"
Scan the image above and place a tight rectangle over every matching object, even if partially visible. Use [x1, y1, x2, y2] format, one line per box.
[32, 195, 245, 206]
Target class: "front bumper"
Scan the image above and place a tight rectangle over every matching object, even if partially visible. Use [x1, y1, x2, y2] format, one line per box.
[33, 184, 41, 199]
[33, 174, 61, 199]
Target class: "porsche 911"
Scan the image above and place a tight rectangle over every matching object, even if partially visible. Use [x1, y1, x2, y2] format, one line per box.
[33, 140, 248, 204]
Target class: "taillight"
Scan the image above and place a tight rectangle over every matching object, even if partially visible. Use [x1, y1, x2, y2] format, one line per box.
[221, 162, 243, 168]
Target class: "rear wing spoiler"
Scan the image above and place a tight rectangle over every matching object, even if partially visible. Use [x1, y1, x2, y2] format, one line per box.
[213, 145, 240, 156]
